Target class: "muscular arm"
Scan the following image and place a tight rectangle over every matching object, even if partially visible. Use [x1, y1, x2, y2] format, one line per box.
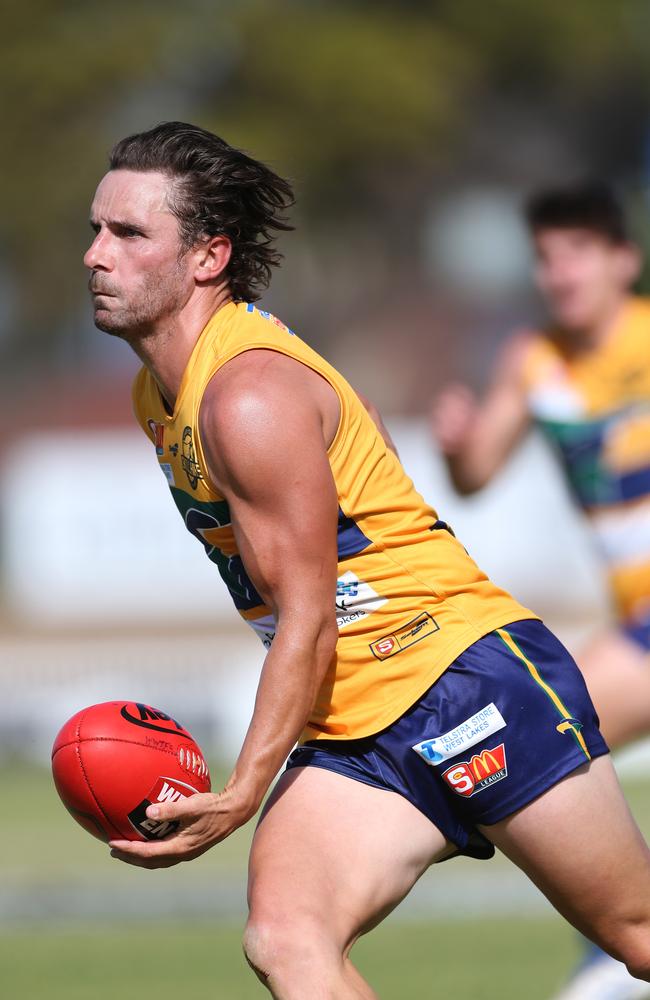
[203, 353, 340, 813]
[431, 336, 532, 494]
[109, 351, 340, 866]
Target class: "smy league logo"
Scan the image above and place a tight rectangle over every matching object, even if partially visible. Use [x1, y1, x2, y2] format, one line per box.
[441, 743, 508, 798]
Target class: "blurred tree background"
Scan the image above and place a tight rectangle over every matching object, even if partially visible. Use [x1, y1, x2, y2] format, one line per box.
[2, 0, 650, 408]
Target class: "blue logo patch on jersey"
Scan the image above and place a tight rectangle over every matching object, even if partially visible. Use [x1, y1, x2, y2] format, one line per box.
[245, 302, 295, 335]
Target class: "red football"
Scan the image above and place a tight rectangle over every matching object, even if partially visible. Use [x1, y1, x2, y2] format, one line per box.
[51, 701, 211, 843]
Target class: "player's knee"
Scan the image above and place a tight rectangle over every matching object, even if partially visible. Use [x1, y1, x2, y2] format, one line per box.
[242, 921, 274, 985]
[243, 913, 336, 986]
[242, 918, 301, 985]
[623, 939, 650, 983]
[603, 921, 650, 982]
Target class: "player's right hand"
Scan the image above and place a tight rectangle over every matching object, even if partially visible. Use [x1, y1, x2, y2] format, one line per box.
[108, 786, 257, 869]
[430, 384, 478, 455]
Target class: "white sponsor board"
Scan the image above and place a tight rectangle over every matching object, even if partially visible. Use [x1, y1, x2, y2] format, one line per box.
[0, 420, 608, 636]
[0, 430, 236, 624]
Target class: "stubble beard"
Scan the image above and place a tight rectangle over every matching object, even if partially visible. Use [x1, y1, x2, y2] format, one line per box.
[91, 260, 189, 343]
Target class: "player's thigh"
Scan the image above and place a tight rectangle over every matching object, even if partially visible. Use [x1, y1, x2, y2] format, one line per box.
[247, 765, 453, 950]
[481, 755, 650, 947]
[577, 628, 650, 748]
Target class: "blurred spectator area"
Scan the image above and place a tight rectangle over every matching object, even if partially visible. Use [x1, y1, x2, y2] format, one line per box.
[0, 401, 611, 764]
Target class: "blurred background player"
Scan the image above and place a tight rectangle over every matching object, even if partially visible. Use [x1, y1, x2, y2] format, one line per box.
[432, 180, 650, 1000]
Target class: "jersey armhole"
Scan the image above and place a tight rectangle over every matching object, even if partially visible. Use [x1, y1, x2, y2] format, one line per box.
[192, 342, 349, 492]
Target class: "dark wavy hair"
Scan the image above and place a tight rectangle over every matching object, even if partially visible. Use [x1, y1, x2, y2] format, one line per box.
[525, 181, 628, 244]
[109, 121, 294, 302]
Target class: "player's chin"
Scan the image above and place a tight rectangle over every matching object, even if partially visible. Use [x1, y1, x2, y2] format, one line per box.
[93, 310, 127, 336]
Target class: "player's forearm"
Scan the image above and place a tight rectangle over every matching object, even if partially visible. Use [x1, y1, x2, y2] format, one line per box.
[226, 615, 338, 812]
[443, 447, 496, 495]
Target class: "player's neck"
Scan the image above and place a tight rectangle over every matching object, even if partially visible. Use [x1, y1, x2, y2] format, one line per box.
[561, 294, 631, 353]
[132, 284, 232, 411]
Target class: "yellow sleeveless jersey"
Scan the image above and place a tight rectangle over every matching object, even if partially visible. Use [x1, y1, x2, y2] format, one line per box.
[133, 301, 534, 741]
[521, 296, 650, 624]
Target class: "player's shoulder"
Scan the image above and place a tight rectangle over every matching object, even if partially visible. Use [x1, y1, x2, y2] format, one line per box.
[202, 350, 313, 433]
[212, 344, 306, 394]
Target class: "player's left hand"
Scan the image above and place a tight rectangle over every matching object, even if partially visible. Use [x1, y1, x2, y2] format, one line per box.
[108, 788, 256, 868]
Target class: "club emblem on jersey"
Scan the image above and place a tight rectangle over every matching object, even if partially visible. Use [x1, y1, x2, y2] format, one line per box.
[556, 717, 583, 738]
[555, 716, 590, 758]
[181, 426, 203, 490]
[441, 743, 508, 798]
[147, 419, 165, 456]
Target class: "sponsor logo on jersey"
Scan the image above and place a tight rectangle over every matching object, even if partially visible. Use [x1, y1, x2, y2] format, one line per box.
[248, 614, 278, 649]
[335, 572, 387, 630]
[127, 776, 198, 840]
[441, 743, 508, 798]
[370, 612, 439, 660]
[373, 635, 398, 657]
[159, 462, 175, 486]
[412, 703, 506, 765]
[169, 443, 179, 457]
[245, 302, 296, 335]
[147, 419, 165, 455]
[181, 425, 203, 490]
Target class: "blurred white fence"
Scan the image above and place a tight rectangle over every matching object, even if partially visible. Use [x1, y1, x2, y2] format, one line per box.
[2, 418, 646, 771]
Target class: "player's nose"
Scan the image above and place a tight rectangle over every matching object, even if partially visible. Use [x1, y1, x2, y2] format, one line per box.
[84, 231, 112, 271]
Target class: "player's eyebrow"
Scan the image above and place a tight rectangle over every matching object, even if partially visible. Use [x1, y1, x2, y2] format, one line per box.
[89, 217, 148, 233]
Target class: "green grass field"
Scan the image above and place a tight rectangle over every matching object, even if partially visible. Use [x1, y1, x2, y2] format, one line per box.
[2, 761, 649, 998]
[0, 918, 574, 1000]
[2, 760, 251, 885]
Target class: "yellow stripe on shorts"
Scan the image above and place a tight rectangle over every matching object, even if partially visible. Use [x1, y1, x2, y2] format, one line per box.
[495, 628, 591, 761]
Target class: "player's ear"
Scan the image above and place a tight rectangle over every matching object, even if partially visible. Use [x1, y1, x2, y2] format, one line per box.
[194, 235, 232, 284]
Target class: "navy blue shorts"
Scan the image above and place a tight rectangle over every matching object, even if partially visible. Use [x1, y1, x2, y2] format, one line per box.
[287, 619, 608, 860]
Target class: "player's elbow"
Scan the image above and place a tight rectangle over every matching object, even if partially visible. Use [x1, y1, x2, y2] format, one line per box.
[444, 448, 504, 495]
[447, 464, 492, 496]
[449, 477, 481, 497]
[279, 609, 338, 662]
[307, 612, 338, 665]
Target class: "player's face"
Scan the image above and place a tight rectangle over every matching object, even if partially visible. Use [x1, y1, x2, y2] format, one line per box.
[532, 228, 639, 334]
[85, 170, 194, 338]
